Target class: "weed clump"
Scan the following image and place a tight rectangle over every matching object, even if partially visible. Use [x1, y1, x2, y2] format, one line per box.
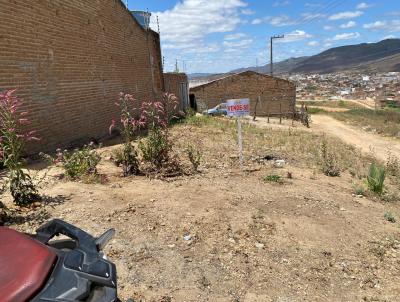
[185, 144, 202, 172]
[320, 140, 341, 177]
[384, 211, 396, 223]
[386, 153, 400, 177]
[43, 144, 101, 180]
[367, 163, 386, 195]
[353, 183, 366, 196]
[263, 174, 282, 183]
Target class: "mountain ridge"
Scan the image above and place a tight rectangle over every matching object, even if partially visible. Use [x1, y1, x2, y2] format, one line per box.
[188, 39, 400, 80]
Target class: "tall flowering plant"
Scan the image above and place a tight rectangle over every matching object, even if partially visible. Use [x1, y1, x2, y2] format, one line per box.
[0, 90, 40, 206]
[139, 93, 178, 169]
[109, 93, 144, 176]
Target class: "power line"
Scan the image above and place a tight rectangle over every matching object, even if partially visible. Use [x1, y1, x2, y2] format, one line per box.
[288, 0, 346, 30]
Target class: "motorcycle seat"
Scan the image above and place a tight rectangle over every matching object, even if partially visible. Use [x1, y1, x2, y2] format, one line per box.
[0, 227, 57, 302]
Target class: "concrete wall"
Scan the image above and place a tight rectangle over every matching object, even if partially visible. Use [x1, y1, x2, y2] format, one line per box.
[0, 0, 163, 153]
[190, 71, 296, 116]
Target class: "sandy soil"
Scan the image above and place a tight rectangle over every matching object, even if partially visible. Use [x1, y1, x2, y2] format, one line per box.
[3, 119, 400, 302]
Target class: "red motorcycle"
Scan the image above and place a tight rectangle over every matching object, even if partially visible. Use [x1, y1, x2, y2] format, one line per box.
[0, 219, 124, 302]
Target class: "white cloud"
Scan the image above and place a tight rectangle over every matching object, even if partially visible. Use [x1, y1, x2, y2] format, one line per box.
[251, 18, 263, 25]
[223, 38, 253, 48]
[301, 12, 326, 21]
[363, 20, 400, 32]
[269, 15, 296, 26]
[329, 11, 363, 20]
[252, 15, 296, 27]
[382, 34, 397, 40]
[308, 41, 320, 47]
[253, 13, 324, 27]
[241, 9, 255, 15]
[278, 30, 312, 43]
[224, 33, 247, 40]
[340, 21, 356, 28]
[323, 25, 334, 30]
[273, 0, 291, 7]
[152, 0, 247, 49]
[363, 20, 386, 29]
[330, 32, 361, 41]
[357, 2, 373, 10]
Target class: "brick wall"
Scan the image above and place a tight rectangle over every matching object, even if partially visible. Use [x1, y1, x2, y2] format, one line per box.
[190, 71, 296, 116]
[0, 0, 163, 153]
[164, 73, 189, 111]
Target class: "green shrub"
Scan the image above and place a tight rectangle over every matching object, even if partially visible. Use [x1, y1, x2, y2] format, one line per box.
[353, 183, 366, 196]
[384, 211, 396, 223]
[49, 144, 101, 180]
[9, 169, 39, 206]
[264, 175, 282, 183]
[139, 128, 170, 168]
[112, 143, 139, 176]
[367, 163, 386, 195]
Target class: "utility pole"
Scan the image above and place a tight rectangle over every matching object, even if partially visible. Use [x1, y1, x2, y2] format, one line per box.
[175, 59, 179, 73]
[270, 35, 284, 77]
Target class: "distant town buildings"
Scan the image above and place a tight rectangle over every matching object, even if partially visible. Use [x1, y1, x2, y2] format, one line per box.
[289, 72, 400, 107]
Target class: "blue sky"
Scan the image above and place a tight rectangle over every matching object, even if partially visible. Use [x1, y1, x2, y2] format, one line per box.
[127, 0, 400, 73]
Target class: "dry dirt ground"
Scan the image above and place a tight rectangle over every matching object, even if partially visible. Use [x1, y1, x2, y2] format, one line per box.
[249, 115, 400, 161]
[312, 115, 400, 161]
[3, 117, 400, 302]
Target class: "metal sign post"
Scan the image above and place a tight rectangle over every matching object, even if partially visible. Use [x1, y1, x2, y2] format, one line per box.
[237, 116, 243, 167]
[227, 99, 250, 169]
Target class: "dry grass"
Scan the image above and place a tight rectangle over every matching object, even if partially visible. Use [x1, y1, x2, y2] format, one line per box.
[330, 108, 400, 137]
[300, 100, 364, 109]
[182, 115, 373, 178]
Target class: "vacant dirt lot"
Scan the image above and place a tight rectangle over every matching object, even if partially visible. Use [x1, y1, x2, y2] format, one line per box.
[3, 116, 400, 302]
[312, 115, 400, 161]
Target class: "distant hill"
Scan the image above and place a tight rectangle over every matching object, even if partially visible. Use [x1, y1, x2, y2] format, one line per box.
[187, 73, 214, 80]
[292, 39, 400, 74]
[231, 56, 309, 75]
[188, 39, 400, 80]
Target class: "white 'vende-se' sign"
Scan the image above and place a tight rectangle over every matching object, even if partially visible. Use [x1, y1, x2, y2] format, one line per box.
[226, 98, 250, 169]
[227, 98, 250, 117]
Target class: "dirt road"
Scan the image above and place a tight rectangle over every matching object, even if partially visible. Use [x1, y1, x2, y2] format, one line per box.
[312, 115, 400, 161]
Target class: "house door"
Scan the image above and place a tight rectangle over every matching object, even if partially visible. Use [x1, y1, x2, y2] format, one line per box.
[179, 82, 189, 111]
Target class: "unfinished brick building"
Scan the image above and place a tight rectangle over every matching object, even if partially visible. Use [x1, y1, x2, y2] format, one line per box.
[189, 71, 296, 116]
[164, 73, 189, 112]
[0, 0, 163, 153]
